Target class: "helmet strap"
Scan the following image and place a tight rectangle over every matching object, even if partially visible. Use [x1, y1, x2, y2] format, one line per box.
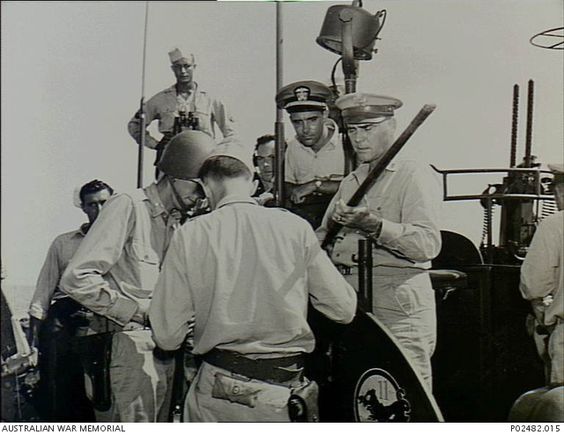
[167, 175, 192, 215]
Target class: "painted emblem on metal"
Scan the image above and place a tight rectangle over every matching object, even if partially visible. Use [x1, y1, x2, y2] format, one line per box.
[294, 86, 310, 101]
[353, 368, 411, 422]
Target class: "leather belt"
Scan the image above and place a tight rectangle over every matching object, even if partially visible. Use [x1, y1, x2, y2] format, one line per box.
[202, 348, 304, 384]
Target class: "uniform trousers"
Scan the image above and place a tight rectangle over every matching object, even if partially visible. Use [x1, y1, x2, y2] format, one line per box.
[184, 361, 306, 422]
[88, 330, 175, 422]
[345, 268, 436, 390]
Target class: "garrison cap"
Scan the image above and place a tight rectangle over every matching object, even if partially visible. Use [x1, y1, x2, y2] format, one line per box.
[548, 163, 564, 184]
[336, 92, 403, 124]
[168, 47, 195, 65]
[276, 81, 332, 113]
[206, 137, 256, 176]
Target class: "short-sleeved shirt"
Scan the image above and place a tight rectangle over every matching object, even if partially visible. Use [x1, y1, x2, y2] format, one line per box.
[285, 119, 345, 184]
[128, 82, 237, 149]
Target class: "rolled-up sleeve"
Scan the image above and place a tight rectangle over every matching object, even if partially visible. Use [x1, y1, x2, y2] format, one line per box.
[305, 230, 357, 324]
[376, 163, 442, 262]
[127, 94, 162, 150]
[60, 195, 139, 325]
[211, 97, 237, 139]
[150, 231, 195, 351]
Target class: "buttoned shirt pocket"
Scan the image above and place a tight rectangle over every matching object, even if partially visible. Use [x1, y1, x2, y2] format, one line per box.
[129, 241, 160, 291]
[365, 193, 399, 222]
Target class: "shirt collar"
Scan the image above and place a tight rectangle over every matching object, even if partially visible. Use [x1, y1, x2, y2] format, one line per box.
[165, 81, 199, 95]
[353, 161, 397, 182]
[216, 194, 257, 210]
[143, 183, 168, 218]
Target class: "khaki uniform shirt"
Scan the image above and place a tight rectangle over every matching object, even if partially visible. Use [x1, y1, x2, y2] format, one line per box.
[520, 211, 564, 325]
[316, 160, 442, 270]
[127, 83, 237, 149]
[61, 184, 176, 329]
[285, 119, 345, 184]
[150, 195, 357, 357]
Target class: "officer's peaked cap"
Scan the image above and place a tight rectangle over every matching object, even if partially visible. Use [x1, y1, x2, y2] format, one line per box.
[336, 92, 403, 124]
[276, 81, 332, 113]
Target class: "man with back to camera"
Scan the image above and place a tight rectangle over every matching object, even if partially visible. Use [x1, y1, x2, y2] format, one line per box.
[276, 80, 345, 228]
[316, 92, 442, 390]
[60, 131, 214, 422]
[128, 47, 237, 173]
[149, 140, 357, 422]
[28, 179, 113, 421]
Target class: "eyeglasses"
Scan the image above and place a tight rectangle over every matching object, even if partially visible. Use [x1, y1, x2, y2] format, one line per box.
[172, 63, 194, 71]
[346, 119, 388, 135]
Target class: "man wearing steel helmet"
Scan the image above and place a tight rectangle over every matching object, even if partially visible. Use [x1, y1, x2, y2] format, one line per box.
[316, 92, 442, 390]
[150, 140, 356, 421]
[276, 81, 345, 228]
[128, 47, 237, 174]
[61, 131, 214, 422]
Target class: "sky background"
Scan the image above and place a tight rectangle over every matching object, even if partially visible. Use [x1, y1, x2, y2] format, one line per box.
[1, 1, 563, 302]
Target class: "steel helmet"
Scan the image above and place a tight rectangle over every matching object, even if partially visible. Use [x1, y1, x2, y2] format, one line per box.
[157, 130, 215, 180]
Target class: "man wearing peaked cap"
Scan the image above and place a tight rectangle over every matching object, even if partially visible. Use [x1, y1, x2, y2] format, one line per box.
[61, 131, 214, 422]
[276, 80, 345, 229]
[316, 92, 442, 390]
[150, 137, 357, 422]
[519, 163, 564, 390]
[128, 46, 237, 178]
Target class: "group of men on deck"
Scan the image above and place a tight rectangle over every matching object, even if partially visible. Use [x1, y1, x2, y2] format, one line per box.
[26, 46, 563, 423]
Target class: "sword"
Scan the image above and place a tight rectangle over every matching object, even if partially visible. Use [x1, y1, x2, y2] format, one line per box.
[321, 104, 437, 249]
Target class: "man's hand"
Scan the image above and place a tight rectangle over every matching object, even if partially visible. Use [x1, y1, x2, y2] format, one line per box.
[125, 300, 149, 330]
[27, 317, 42, 349]
[331, 199, 381, 233]
[290, 181, 317, 204]
[257, 192, 275, 206]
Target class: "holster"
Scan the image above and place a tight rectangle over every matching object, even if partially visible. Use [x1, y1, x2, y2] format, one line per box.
[72, 333, 113, 411]
[288, 380, 319, 422]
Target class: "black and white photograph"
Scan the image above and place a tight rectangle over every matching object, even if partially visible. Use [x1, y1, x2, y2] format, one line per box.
[1, 0, 563, 428]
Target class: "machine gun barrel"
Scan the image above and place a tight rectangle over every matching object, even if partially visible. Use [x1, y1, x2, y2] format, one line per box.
[510, 84, 519, 168]
[322, 104, 436, 249]
[524, 79, 534, 167]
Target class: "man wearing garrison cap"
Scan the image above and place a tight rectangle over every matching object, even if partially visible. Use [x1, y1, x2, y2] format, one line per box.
[316, 92, 442, 390]
[128, 47, 237, 176]
[276, 80, 345, 229]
